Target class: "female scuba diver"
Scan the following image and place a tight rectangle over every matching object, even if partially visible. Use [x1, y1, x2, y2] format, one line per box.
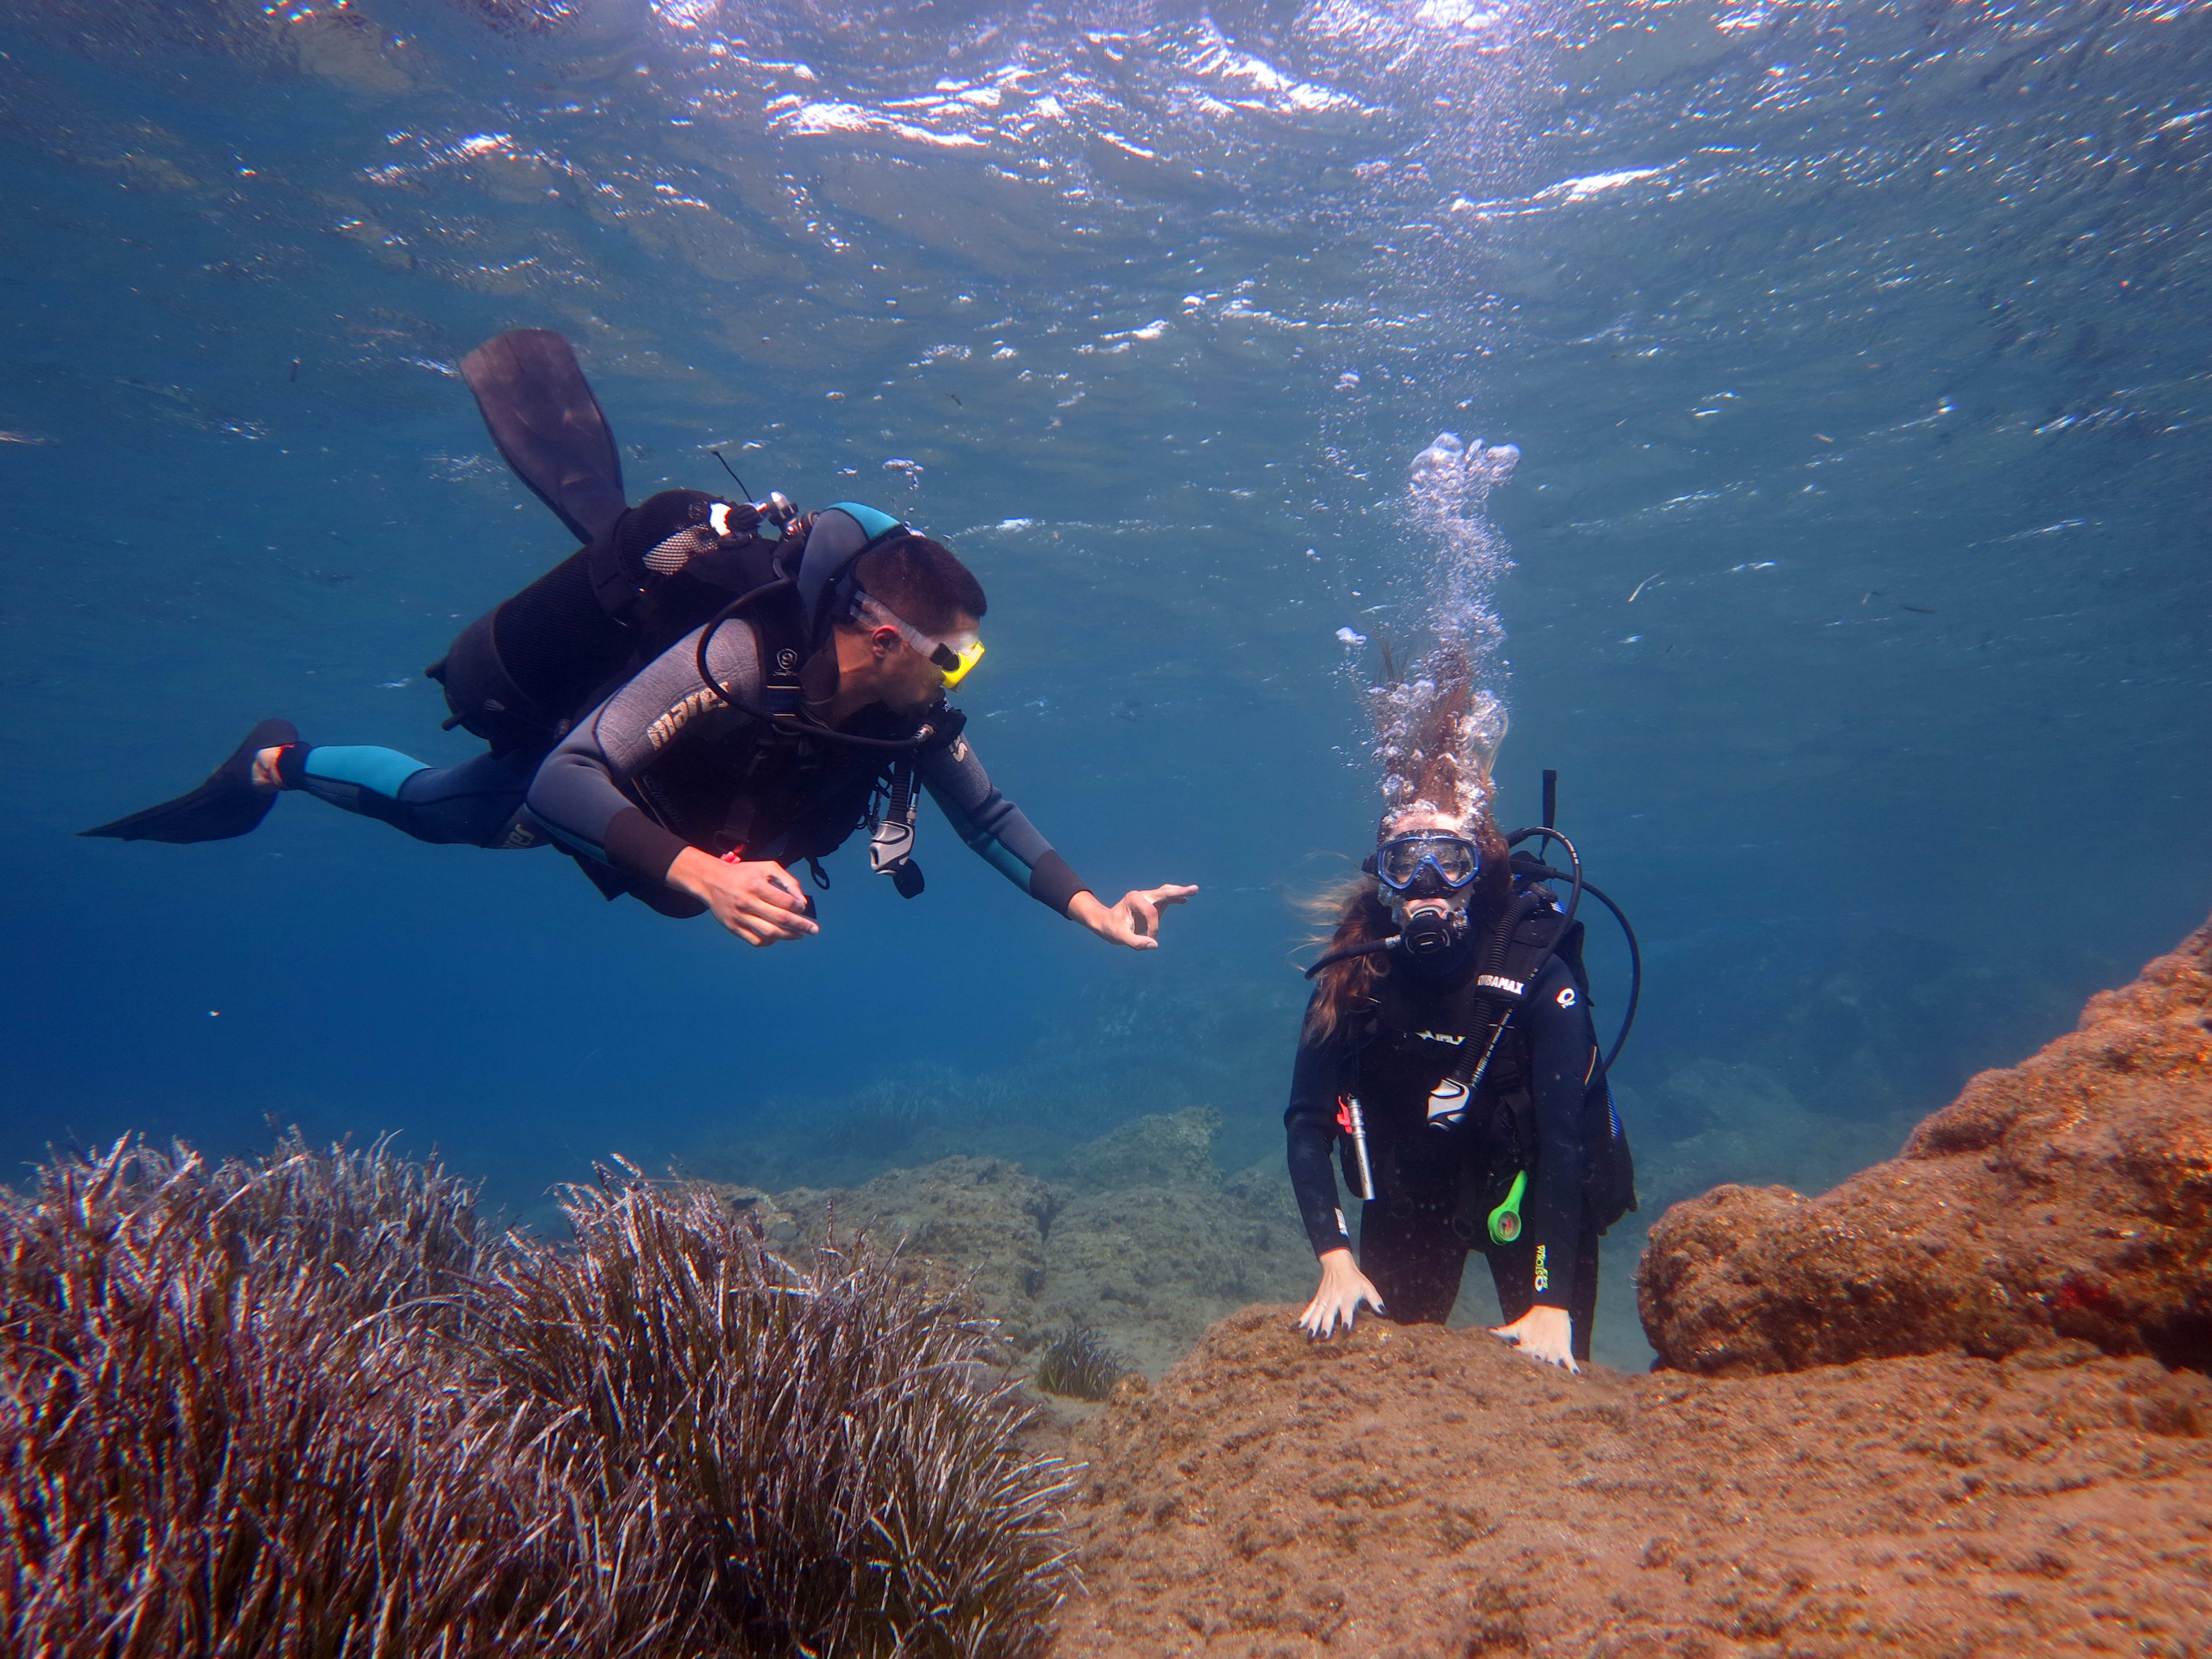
[1283, 798, 1634, 1373]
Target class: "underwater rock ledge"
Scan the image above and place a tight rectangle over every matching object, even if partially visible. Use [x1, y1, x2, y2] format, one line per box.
[1053, 912, 2212, 1657]
[1056, 1309, 2212, 1658]
[1639, 907, 2212, 1376]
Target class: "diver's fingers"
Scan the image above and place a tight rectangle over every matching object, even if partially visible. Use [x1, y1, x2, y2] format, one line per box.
[748, 861, 810, 911]
[1115, 900, 1162, 950]
[1298, 1296, 1345, 1340]
[730, 905, 803, 946]
[729, 902, 812, 945]
[1147, 883, 1199, 907]
[731, 901, 811, 941]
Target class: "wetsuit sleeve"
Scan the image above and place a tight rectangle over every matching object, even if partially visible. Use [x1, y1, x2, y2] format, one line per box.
[1285, 997, 1355, 1257]
[916, 734, 1090, 915]
[525, 622, 764, 886]
[1521, 959, 1601, 1309]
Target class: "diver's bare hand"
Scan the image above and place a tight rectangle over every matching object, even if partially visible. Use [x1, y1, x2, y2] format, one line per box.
[1491, 1305, 1580, 1374]
[1070, 883, 1198, 950]
[667, 848, 820, 947]
[1297, 1247, 1384, 1340]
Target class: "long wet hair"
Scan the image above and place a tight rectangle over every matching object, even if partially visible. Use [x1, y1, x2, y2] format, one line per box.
[1303, 642, 1513, 1042]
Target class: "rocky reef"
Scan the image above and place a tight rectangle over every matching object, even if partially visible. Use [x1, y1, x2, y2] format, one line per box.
[1056, 1311, 2212, 1657]
[713, 1107, 1317, 1381]
[1641, 910, 2212, 1376]
[1050, 909, 2212, 1656]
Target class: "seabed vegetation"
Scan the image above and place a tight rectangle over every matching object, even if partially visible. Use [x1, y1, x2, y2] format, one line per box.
[1031, 1325, 1131, 1403]
[0, 1132, 1073, 1658]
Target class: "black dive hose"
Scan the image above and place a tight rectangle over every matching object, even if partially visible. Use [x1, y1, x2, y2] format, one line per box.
[1302, 935, 1399, 979]
[695, 575, 791, 707]
[1509, 856, 1642, 1074]
[1302, 824, 1642, 1073]
[1506, 825, 1583, 929]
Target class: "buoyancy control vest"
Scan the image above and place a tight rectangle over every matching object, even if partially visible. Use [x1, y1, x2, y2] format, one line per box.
[426, 487, 794, 755]
[419, 329, 954, 899]
[1343, 899, 1635, 1249]
[426, 329, 927, 763]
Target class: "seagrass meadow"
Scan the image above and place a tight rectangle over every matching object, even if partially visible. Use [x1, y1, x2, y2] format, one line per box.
[0, 1135, 1072, 1658]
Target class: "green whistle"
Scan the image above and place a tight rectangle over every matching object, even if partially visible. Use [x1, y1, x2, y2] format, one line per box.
[1488, 1171, 1528, 1246]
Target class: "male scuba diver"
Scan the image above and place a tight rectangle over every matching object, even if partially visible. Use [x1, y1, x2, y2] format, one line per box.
[1284, 801, 1637, 1372]
[84, 331, 1195, 951]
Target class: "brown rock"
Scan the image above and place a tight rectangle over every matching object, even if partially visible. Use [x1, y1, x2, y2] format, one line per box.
[1639, 910, 2212, 1376]
[1056, 1308, 2212, 1658]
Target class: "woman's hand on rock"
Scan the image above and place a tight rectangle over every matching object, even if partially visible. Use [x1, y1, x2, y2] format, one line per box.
[1297, 1248, 1384, 1340]
[1491, 1305, 1579, 1374]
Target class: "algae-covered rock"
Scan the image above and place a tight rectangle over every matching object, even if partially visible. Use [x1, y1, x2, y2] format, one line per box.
[702, 1181, 799, 1246]
[1640, 907, 2212, 1374]
[1063, 1106, 1224, 1194]
[775, 1156, 1059, 1350]
[1041, 1166, 1313, 1376]
[745, 1115, 1313, 1377]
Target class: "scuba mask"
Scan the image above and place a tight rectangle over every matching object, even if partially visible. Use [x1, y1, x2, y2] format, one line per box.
[854, 591, 986, 689]
[1372, 832, 1480, 893]
[1366, 832, 1482, 961]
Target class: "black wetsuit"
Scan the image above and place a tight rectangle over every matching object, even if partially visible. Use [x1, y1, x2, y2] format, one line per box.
[1285, 945, 1623, 1359]
[276, 614, 1086, 918]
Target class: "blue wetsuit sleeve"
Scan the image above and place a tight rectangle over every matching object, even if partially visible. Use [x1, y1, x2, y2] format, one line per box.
[1521, 959, 1599, 1309]
[1285, 998, 1355, 1257]
[916, 733, 1089, 915]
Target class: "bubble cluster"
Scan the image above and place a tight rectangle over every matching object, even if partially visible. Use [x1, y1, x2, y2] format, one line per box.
[1367, 431, 1520, 829]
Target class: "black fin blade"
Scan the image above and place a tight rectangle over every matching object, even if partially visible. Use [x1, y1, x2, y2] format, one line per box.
[81, 718, 298, 843]
[459, 329, 628, 545]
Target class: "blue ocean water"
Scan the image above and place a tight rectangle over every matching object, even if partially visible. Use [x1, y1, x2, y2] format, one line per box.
[2, 0, 2206, 1310]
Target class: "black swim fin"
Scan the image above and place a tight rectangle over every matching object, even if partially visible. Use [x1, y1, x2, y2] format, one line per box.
[81, 718, 299, 843]
[460, 329, 628, 545]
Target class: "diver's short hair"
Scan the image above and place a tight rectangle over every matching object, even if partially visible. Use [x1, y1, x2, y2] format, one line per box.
[852, 535, 986, 635]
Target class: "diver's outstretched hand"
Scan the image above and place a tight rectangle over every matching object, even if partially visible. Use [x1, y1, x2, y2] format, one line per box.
[1071, 883, 1198, 950]
[1297, 1247, 1384, 1340]
[1491, 1305, 1580, 1374]
[666, 848, 821, 947]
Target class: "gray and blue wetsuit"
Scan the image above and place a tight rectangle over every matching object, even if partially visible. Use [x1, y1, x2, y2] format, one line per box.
[278, 616, 1088, 919]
